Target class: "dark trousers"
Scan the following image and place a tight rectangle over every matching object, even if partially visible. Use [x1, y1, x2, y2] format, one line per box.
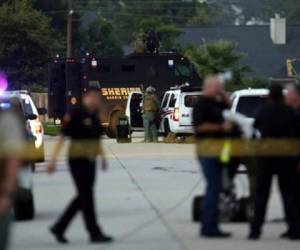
[54, 159, 101, 238]
[199, 157, 222, 234]
[251, 157, 300, 235]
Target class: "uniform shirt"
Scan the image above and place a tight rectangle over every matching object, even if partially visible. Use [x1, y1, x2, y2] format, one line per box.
[193, 96, 227, 138]
[61, 106, 103, 159]
[254, 102, 297, 138]
[0, 111, 24, 190]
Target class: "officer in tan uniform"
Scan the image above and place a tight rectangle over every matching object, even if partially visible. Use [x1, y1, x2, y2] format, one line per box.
[142, 86, 160, 142]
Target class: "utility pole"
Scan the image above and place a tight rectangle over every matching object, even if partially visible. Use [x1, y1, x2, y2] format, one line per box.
[67, 0, 74, 58]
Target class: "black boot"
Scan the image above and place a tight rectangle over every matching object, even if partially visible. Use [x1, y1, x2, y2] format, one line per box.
[49, 226, 69, 244]
[90, 233, 114, 243]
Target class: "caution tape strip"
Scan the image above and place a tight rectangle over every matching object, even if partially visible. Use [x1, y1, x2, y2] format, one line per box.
[1, 138, 300, 160]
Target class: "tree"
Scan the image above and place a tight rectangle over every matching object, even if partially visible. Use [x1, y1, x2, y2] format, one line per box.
[84, 0, 235, 44]
[183, 40, 253, 90]
[82, 17, 123, 57]
[134, 18, 183, 53]
[0, 0, 61, 89]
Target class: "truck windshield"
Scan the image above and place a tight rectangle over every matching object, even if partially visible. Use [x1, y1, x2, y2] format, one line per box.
[236, 96, 267, 118]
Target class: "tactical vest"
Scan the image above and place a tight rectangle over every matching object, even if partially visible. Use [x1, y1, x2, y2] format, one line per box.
[143, 94, 158, 112]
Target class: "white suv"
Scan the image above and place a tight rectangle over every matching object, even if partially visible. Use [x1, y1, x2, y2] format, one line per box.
[160, 86, 201, 135]
[126, 86, 201, 136]
[231, 88, 269, 118]
[2, 91, 46, 162]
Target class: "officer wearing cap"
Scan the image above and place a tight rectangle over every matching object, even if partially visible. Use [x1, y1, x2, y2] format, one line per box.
[48, 89, 113, 244]
[142, 86, 160, 142]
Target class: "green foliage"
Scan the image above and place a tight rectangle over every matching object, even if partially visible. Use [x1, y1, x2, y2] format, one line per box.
[134, 18, 183, 52]
[0, 0, 61, 89]
[82, 17, 123, 56]
[85, 0, 235, 44]
[183, 40, 253, 90]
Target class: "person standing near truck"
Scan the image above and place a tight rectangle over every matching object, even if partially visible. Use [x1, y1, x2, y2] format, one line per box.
[142, 86, 161, 142]
[249, 83, 300, 240]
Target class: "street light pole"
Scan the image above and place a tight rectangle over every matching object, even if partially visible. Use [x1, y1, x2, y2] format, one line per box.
[67, 0, 73, 58]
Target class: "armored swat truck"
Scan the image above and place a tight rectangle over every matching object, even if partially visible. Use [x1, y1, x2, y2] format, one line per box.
[48, 53, 201, 137]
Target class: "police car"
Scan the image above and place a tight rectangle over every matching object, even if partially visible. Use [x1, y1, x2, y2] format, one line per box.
[126, 86, 201, 136]
[160, 86, 201, 136]
[2, 91, 47, 162]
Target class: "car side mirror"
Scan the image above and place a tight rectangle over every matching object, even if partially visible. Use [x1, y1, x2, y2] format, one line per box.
[26, 114, 38, 120]
[37, 108, 47, 115]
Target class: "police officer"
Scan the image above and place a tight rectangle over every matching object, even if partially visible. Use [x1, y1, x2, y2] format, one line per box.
[193, 75, 233, 238]
[48, 89, 113, 244]
[142, 86, 160, 142]
[249, 83, 300, 240]
[283, 83, 300, 238]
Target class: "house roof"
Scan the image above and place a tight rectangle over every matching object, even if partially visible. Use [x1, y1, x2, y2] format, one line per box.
[179, 25, 300, 78]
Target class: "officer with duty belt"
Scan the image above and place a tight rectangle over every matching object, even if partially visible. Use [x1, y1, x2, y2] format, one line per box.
[249, 83, 300, 240]
[48, 89, 113, 244]
[142, 86, 160, 142]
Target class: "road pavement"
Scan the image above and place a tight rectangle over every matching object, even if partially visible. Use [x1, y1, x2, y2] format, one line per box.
[9, 135, 300, 250]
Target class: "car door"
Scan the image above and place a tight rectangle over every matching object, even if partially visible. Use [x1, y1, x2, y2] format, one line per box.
[179, 92, 201, 126]
[126, 92, 144, 131]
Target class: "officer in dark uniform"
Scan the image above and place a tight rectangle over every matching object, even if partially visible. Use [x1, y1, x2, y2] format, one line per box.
[283, 82, 300, 238]
[249, 83, 300, 240]
[48, 89, 113, 244]
[193, 75, 233, 238]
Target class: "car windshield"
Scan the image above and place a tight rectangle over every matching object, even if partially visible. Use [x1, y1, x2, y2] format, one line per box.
[21, 98, 33, 114]
[184, 94, 200, 107]
[236, 96, 267, 118]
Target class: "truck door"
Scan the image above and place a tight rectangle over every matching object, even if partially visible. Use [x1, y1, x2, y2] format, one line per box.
[126, 92, 143, 130]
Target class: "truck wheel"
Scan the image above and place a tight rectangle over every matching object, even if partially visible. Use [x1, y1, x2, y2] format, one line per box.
[163, 120, 171, 137]
[106, 110, 122, 138]
[14, 188, 35, 221]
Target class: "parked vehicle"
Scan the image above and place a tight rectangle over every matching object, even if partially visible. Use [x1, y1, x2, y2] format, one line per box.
[48, 53, 202, 137]
[0, 96, 38, 220]
[126, 85, 202, 136]
[3, 91, 47, 163]
[231, 88, 269, 119]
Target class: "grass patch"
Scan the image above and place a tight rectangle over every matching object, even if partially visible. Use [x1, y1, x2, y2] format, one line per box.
[43, 123, 60, 136]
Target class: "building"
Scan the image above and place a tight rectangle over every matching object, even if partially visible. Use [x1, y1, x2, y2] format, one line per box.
[179, 25, 300, 78]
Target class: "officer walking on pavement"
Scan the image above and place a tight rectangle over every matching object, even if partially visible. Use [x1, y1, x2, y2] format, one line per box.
[193, 75, 233, 238]
[249, 83, 300, 240]
[142, 86, 161, 142]
[48, 89, 113, 244]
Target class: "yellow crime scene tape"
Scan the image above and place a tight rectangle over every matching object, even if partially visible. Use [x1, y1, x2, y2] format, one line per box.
[1, 138, 300, 160]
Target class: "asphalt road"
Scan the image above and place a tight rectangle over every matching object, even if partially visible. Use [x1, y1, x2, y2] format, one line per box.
[9, 135, 300, 250]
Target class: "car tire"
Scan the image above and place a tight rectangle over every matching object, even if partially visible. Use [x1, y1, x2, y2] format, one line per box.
[163, 120, 171, 137]
[14, 188, 35, 221]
